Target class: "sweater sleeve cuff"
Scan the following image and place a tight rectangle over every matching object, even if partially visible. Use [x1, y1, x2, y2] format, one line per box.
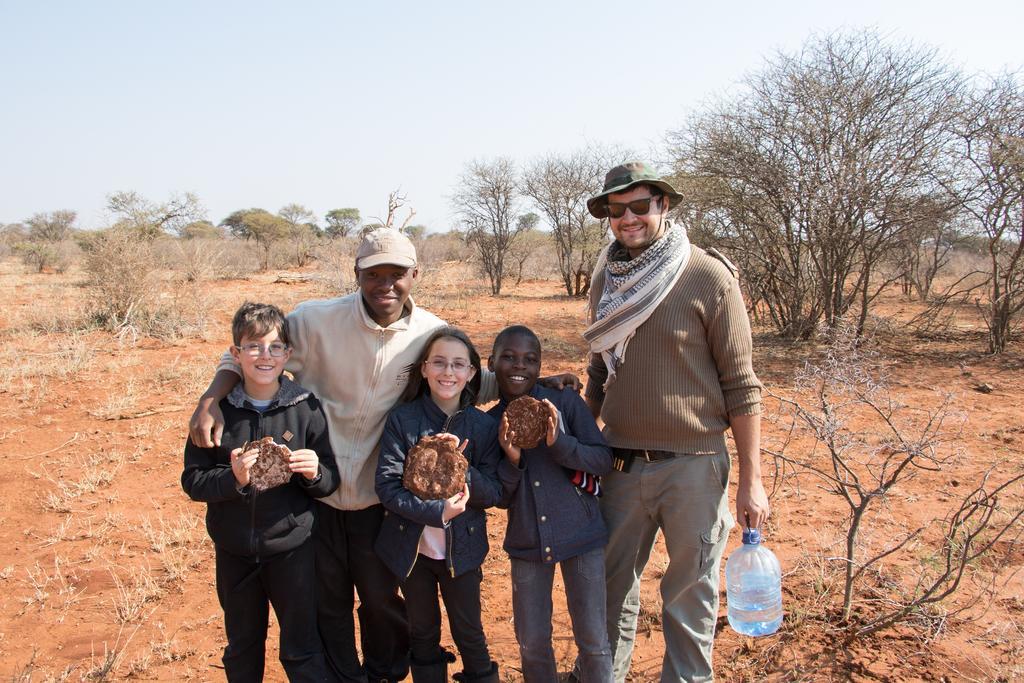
[216, 350, 243, 377]
[300, 471, 323, 487]
[477, 369, 498, 404]
[725, 387, 762, 418]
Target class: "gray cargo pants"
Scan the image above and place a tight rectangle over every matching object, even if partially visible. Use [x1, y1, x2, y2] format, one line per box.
[600, 451, 733, 683]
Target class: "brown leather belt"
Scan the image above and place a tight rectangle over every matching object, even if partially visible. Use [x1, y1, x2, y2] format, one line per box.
[611, 447, 677, 472]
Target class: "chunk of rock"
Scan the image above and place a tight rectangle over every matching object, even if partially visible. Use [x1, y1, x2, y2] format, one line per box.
[403, 434, 466, 500]
[506, 396, 549, 449]
[245, 436, 293, 491]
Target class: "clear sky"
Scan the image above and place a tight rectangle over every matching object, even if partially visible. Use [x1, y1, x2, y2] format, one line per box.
[1, 1, 1021, 232]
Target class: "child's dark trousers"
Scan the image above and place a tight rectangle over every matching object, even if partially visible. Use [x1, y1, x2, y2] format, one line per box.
[403, 555, 492, 676]
[215, 541, 327, 682]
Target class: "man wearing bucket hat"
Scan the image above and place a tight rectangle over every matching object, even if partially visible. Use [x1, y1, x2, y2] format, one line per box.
[581, 162, 769, 682]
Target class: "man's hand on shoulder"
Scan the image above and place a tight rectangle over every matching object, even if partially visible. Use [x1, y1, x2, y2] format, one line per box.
[188, 369, 240, 448]
[538, 372, 582, 392]
[189, 394, 225, 448]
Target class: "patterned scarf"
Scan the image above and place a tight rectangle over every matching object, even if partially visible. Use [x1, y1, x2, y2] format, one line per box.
[583, 222, 691, 389]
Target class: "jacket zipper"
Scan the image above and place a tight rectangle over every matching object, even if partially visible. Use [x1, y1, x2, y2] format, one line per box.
[446, 524, 455, 577]
[405, 529, 426, 579]
[248, 413, 263, 557]
[441, 411, 462, 578]
[404, 412, 460, 579]
[348, 327, 387, 505]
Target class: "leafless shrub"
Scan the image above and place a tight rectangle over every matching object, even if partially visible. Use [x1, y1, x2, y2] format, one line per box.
[80, 228, 161, 337]
[15, 239, 78, 274]
[143, 279, 213, 342]
[416, 231, 474, 269]
[141, 513, 206, 584]
[212, 239, 258, 279]
[414, 261, 486, 316]
[945, 75, 1024, 353]
[765, 321, 1024, 640]
[157, 238, 228, 282]
[82, 623, 143, 681]
[80, 229, 213, 341]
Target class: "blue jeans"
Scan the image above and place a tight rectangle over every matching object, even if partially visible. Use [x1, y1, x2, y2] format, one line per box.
[511, 548, 612, 682]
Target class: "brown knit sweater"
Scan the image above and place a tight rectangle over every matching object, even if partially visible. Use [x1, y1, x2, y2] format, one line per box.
[585, 243, 762, 455]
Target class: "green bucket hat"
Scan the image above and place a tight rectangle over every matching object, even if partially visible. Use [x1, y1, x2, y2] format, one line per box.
[587, 161, 683, 218]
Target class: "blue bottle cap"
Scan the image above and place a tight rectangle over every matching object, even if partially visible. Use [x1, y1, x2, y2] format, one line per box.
[742, 528, 761, 545]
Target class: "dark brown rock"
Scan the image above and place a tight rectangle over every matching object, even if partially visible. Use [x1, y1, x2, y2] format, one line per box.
[403, 434, 467, 500]
[244, 436, 293, 491]
[506, 395, 549, 449]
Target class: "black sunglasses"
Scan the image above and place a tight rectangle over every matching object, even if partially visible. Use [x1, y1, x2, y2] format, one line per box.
[605, 196, 659, 219]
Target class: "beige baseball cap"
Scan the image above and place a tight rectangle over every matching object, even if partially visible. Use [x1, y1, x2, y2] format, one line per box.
[355, 228, 417, 269]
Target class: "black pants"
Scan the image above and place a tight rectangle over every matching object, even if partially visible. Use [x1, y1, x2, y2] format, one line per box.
[403, 556, 491, 676]
[215, 542, 328, 682]
[315, 503, 409, 682]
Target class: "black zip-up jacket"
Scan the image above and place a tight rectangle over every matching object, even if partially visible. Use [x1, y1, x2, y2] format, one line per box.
[374, 395, 502, 579]
[182, 378, 339, 558]
[489, 385, 612, 563]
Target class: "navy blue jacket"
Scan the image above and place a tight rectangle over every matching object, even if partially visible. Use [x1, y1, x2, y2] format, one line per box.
[375, 395, 502, 579]
[182, 378, 339, 558]
[488, 385, 612, 563]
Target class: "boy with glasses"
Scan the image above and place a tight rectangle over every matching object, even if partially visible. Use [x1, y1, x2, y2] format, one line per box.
[182, 302, 339, 682]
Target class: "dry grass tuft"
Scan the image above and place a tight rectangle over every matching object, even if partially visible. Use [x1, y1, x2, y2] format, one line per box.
[111, 563, 162, 624]
[38, 450, 127, 512]
[18, 557, 84, 619]
[152, 355, 210, 397]
[141, 513, 207, 584]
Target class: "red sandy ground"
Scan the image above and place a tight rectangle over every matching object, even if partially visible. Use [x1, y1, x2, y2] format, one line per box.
[0, 260, 1021, 681]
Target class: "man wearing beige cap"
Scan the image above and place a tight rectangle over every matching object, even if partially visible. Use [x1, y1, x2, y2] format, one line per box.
[190, 228, 449, 682]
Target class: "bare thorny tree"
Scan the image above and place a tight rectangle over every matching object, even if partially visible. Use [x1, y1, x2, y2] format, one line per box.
[520, 149, 610, 297]
[451, 158, 523, 295]
[945, 76, 1024, 353]
[668, 31, 964, 339]
[765, 323, 1024, 640]
[377, 190, 417, 233]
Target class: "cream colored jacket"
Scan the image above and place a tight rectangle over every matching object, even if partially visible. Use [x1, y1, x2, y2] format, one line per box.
[218, 293, 495, 511]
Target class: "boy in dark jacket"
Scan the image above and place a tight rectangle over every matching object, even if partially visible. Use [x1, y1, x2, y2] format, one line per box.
[182, 302, 339, 682]
[488, 325, 613, 682]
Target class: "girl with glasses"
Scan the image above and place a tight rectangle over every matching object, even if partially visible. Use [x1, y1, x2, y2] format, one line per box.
[374, 327, 502, 683]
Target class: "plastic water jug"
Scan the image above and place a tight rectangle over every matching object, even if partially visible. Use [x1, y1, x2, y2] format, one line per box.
[725, 527, 783, 636]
